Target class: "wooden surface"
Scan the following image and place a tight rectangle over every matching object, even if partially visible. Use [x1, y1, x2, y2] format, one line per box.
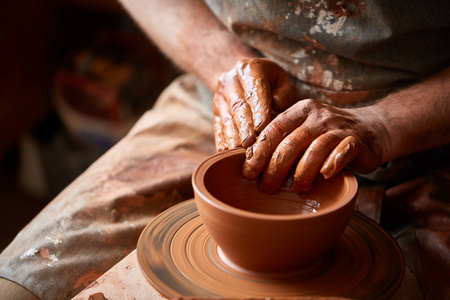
[72, 250, 165, 300]
[72, 249, 423, 300]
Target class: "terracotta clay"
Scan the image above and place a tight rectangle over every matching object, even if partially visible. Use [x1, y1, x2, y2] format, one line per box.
[192, 148, 358, 273]
[137, 200, 405, 298]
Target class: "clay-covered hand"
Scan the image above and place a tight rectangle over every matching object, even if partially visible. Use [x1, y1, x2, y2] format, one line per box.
[242, 99, 388, 193]
[213, 58, 298, 151]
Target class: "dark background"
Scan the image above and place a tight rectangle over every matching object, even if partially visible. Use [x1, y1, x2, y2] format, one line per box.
[0, 0, 179, 251]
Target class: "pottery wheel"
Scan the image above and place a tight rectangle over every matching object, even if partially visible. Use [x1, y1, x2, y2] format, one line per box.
[137, 200, 404, 299]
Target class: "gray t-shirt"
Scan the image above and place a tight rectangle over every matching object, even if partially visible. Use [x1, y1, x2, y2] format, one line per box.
[205, 0, 450, 106]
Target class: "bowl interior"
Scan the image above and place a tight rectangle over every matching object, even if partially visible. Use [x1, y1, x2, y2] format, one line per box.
[202, 149, 353, 216]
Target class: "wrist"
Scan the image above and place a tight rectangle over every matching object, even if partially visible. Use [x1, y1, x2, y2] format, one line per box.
[353, 105, 392, 164]
[199, 41, 259, 91]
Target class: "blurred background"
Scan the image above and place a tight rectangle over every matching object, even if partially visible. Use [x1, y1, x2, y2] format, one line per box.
[0, 0, 180, 251]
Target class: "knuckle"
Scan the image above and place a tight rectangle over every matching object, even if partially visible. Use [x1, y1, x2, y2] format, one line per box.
[281, 138, 300, 153]
[299, 126, 314, 140]
[222, 116, 233, 125]
[236, 60, 249, 73]
[230, 95, 246, 114]
[218, 72, 227, 83]
[266, 122, 286, 140]
[212, 94, 223, 110]
[246, 58, 259, 66]
[307, 140, 321, 154]
[293, 98, 319, 115]
[303, 98, 319, 108]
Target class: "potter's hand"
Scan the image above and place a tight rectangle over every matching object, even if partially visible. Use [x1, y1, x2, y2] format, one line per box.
[242, 99, 388, 193]
[213, 58, 298, 151]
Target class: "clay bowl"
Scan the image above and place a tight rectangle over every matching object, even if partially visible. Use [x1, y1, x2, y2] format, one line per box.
[192, 148, 358, 274]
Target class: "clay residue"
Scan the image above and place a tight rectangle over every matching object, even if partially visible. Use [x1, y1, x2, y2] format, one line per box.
[353, 1, 367, 19]
[88, 292, 108, 300]
[19, 247, 58, 262]
[302, 33, 327, 51]
[309, 8, 348, 36]
[45, 236, 62, 245]
[308, 60, 326, 87]
[38, 248, 50, 259]
[73, 270, 102, 289]
[326, 54, 340, 66]
[20, 248, 38, 259]
[321, 89, 371, 106]
[117, 195, 146, 213]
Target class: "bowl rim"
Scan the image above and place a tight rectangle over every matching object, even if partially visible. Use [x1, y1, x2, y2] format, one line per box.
[192, 148, 358, 221]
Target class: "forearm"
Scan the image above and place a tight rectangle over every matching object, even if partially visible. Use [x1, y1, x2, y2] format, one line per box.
[118, 0, 258, 90]
[361, 67, 450, 163]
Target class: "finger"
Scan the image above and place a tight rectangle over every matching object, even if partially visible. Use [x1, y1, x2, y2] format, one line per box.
[212, 93, 241, 149]
[242, 102, 308, 180]
[260, 125, 317, 194]
[225, 87, 256, 147]
[220, 71, 256, 147]
[213, 114, 228, 152]
[238, 60, 272, 132]
[291, 132, 342, 192]
[320, 135, 362, 179]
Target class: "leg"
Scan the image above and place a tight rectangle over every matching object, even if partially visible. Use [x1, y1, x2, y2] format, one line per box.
[0, 75, 215, 299]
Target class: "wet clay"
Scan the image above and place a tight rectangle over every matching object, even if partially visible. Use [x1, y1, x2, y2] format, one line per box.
[193, 148, 358, 273]
[205, 151, 347, 215]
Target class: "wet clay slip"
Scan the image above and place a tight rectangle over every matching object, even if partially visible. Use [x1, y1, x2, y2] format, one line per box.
[192, 148, 358, 273]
